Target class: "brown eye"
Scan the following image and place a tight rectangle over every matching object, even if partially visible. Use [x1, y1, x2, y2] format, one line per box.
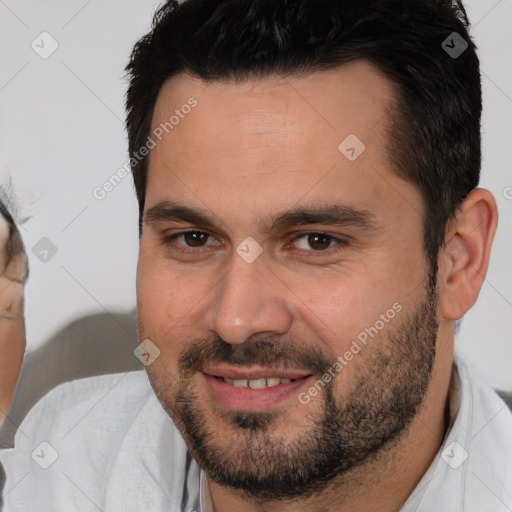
[293, 233, 339, 252]
[164, 230, 222, 252]
[307, 234, 332, 250]
[182, 231, 209, 247]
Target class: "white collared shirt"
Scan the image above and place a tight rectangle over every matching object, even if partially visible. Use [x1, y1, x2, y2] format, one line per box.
[1, 354, 511, 511]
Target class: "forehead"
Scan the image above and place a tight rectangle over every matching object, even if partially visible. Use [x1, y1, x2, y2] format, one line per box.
[146, 60, 421, 229]
[151, 59, 395, 146]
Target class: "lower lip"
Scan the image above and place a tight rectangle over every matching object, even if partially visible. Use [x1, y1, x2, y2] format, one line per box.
[202, 373, 314, 411]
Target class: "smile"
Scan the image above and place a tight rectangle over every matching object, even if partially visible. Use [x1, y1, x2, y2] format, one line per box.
[201, 368, 314, 411]
[218, 376, 293, 388]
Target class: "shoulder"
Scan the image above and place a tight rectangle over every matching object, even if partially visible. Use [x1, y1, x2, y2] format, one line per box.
[0, 371, 190, 511]
[7, 370, 155, 459]
[454, 355, 512, 502]
[455, 355, 512, 414]
[454, 355, 512, 428]
[21, 371, 150, 428]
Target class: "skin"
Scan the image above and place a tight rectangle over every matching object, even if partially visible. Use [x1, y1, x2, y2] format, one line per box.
[136, 60, 498, 511]
[0, 212, 27, 424]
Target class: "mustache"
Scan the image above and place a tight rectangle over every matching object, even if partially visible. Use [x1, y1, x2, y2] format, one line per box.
[178, 336, 336, 377]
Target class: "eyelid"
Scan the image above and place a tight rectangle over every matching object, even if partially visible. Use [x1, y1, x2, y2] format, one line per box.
[286, 231, 350, 253]
[163, 229, 349, 257]
[164, 229, 222, 248]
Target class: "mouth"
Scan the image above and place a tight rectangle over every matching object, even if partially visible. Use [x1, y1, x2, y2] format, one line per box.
[200, 366, 314, 411]
[216, 376, 297, 389]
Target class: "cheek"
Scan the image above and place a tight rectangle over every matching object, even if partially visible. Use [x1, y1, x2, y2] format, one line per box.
[302, 284, 379, 344]
[136, 257, 210, 344]
[137, 257, 177, 338]
[136, 274, 184, 372]
[287, 267, 411, 354]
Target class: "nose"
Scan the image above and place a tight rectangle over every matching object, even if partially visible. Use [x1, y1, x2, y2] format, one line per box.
[203, 254, 293, 345]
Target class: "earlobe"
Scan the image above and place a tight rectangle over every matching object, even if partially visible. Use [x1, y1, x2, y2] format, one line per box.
[438, 189, 498, 321]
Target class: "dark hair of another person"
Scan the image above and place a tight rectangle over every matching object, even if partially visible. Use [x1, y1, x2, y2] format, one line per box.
[125, 0, 481, 268]
[0, 198, 28, 282]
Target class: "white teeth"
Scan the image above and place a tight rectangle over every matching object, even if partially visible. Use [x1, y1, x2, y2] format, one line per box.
[223, 377, 293, 388]
[248, 378, 267, 389]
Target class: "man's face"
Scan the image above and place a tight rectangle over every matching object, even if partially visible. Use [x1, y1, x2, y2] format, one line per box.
[137, 60, 441, 499]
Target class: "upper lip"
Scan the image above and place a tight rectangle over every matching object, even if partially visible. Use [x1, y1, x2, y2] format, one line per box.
[202, 365, 312, 380]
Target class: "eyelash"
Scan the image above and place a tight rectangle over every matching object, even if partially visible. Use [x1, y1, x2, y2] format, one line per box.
[162, 230, 349, 258]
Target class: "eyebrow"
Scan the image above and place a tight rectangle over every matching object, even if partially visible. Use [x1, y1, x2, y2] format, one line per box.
[144, 200, 377, 234]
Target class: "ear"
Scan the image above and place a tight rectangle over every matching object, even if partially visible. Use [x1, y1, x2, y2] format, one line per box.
[438, 189, 498, 321]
